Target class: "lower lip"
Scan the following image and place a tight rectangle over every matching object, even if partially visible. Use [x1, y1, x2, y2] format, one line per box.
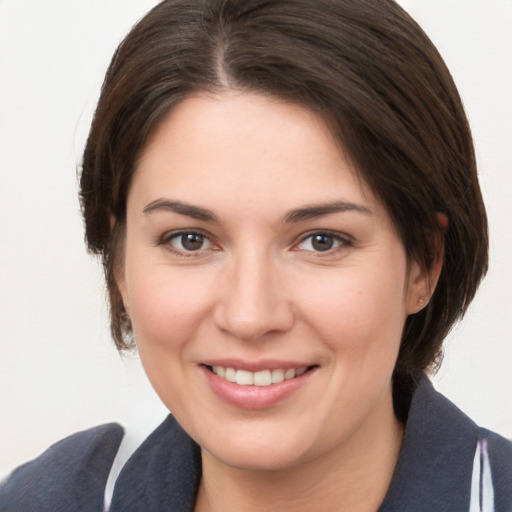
[201, 366, 314, 410]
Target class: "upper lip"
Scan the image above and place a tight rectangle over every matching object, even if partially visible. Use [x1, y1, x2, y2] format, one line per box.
[200, 359, 316, 372]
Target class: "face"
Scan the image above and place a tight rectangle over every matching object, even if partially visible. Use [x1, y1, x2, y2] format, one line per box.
[119, 92, 426, 472]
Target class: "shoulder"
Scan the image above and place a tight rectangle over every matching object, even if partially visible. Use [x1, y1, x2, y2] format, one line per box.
[482, 426, 512, 471]
[422, 381, 512, 507]
[381, 377, 512, 512]
[422, 380, 512, 511]
[109, 415, 201, 511]
[0, 423, 124, 512]
[477, 427, 512, 512]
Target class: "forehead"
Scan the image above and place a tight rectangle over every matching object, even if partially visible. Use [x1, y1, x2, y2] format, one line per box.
[131, 91, 379, 218]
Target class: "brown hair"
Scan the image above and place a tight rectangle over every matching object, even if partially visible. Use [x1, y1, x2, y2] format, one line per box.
[80, 0, 488, 404]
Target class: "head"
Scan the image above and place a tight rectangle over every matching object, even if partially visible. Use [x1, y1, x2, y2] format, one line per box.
[80, 0, 488, 414]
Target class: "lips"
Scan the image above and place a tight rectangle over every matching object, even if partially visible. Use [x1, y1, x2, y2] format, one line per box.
[210, 365, 308, 386]
[201, 361, 317, 409]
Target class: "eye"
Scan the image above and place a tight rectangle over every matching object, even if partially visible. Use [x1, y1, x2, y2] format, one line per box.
[295, 232, 350, 253]
[160, 231, 213, 254]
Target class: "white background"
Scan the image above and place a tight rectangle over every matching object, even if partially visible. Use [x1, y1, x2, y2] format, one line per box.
[1, 0, 511, 479]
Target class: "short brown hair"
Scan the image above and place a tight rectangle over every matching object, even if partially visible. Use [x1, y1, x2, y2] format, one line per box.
[80, 0, 488, 400]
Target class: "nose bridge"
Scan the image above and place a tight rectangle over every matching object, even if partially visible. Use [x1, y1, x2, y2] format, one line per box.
[213, 244, 294, 341]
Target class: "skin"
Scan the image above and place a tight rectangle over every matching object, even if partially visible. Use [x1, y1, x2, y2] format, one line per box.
[117, 91, 437, 511]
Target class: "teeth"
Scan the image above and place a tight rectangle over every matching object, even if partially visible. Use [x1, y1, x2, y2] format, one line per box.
[213, 365, 225, 378]
[284, 369, 295, 380]
[211, 366, 309, 386]
[254, 370, 272, 386]
[225, 367, 236, 382]
[271, 369, 285, 384]
[236, 370, 253, 385]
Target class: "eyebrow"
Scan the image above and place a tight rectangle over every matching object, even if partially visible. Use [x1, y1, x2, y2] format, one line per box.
[142, 198, 372, 224]
[284, 201, 373, 223]
[143, 199, 218, 222]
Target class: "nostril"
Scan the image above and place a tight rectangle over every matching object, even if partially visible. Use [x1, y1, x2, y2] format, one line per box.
[212, 298, 295, 342]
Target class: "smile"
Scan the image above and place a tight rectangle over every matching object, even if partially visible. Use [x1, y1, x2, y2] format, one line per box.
[209, 365, 310, 386]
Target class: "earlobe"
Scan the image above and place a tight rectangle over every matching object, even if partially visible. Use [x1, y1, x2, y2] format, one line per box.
[115, 263, 130, 319]
[406, 245, 444, 315]
[114, 253, 129, 313]
[109, 214, 129, 311]
[406, 263, 429, 315]
[116, 270, 128, 313]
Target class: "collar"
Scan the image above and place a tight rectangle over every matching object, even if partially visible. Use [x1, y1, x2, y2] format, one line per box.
[110, 377, 479, 512]
[379, 377, 478, 511]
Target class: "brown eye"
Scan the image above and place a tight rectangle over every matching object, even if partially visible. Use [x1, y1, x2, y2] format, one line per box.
[162, 231, 213, 253]
[311, 234, 334, 251]
[295, 232, 350, 253]
[180, 233, 205, 251]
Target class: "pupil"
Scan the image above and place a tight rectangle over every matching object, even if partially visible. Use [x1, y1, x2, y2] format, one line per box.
[182, 233, 203, 251]
[312, 234, 333, 251]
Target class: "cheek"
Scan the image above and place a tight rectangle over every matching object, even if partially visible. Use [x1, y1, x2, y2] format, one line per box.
[124, 265, 217, 412]
[298, 260, 409, 353]
[124, 260, 215, 349]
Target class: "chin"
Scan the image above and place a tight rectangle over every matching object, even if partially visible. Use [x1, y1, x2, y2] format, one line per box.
[208, 443, 307, 472]
[195, 420, 319, 472]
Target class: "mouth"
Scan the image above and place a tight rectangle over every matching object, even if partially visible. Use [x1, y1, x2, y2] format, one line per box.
[200, 362, 318, 409]
[204, 364, 316, 387]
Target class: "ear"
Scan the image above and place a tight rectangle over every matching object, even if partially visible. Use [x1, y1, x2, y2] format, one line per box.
[110, 214, 129, 311]
[115, 261, 128, 312]
[406, 244, 444, 315]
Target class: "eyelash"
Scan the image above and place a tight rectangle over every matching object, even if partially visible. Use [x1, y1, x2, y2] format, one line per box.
[157, 230, 215, 257]
[157, 229, 353, 257]
[293, 230, 353, 255]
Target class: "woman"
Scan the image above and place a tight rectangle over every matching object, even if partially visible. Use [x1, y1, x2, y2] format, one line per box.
[1, 0, 510, 510]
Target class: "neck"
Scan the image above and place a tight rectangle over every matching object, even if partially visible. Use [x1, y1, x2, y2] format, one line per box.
[195, 394, 404, 512]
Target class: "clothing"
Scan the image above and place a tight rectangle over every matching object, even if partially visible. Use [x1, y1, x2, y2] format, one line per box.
[1, 378, 511, 512]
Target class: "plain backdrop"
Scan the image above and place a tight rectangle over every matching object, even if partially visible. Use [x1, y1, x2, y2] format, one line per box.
[1, 0, 511, 479]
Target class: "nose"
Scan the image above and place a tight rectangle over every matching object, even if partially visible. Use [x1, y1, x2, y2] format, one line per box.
[212, 251, 295, 342]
